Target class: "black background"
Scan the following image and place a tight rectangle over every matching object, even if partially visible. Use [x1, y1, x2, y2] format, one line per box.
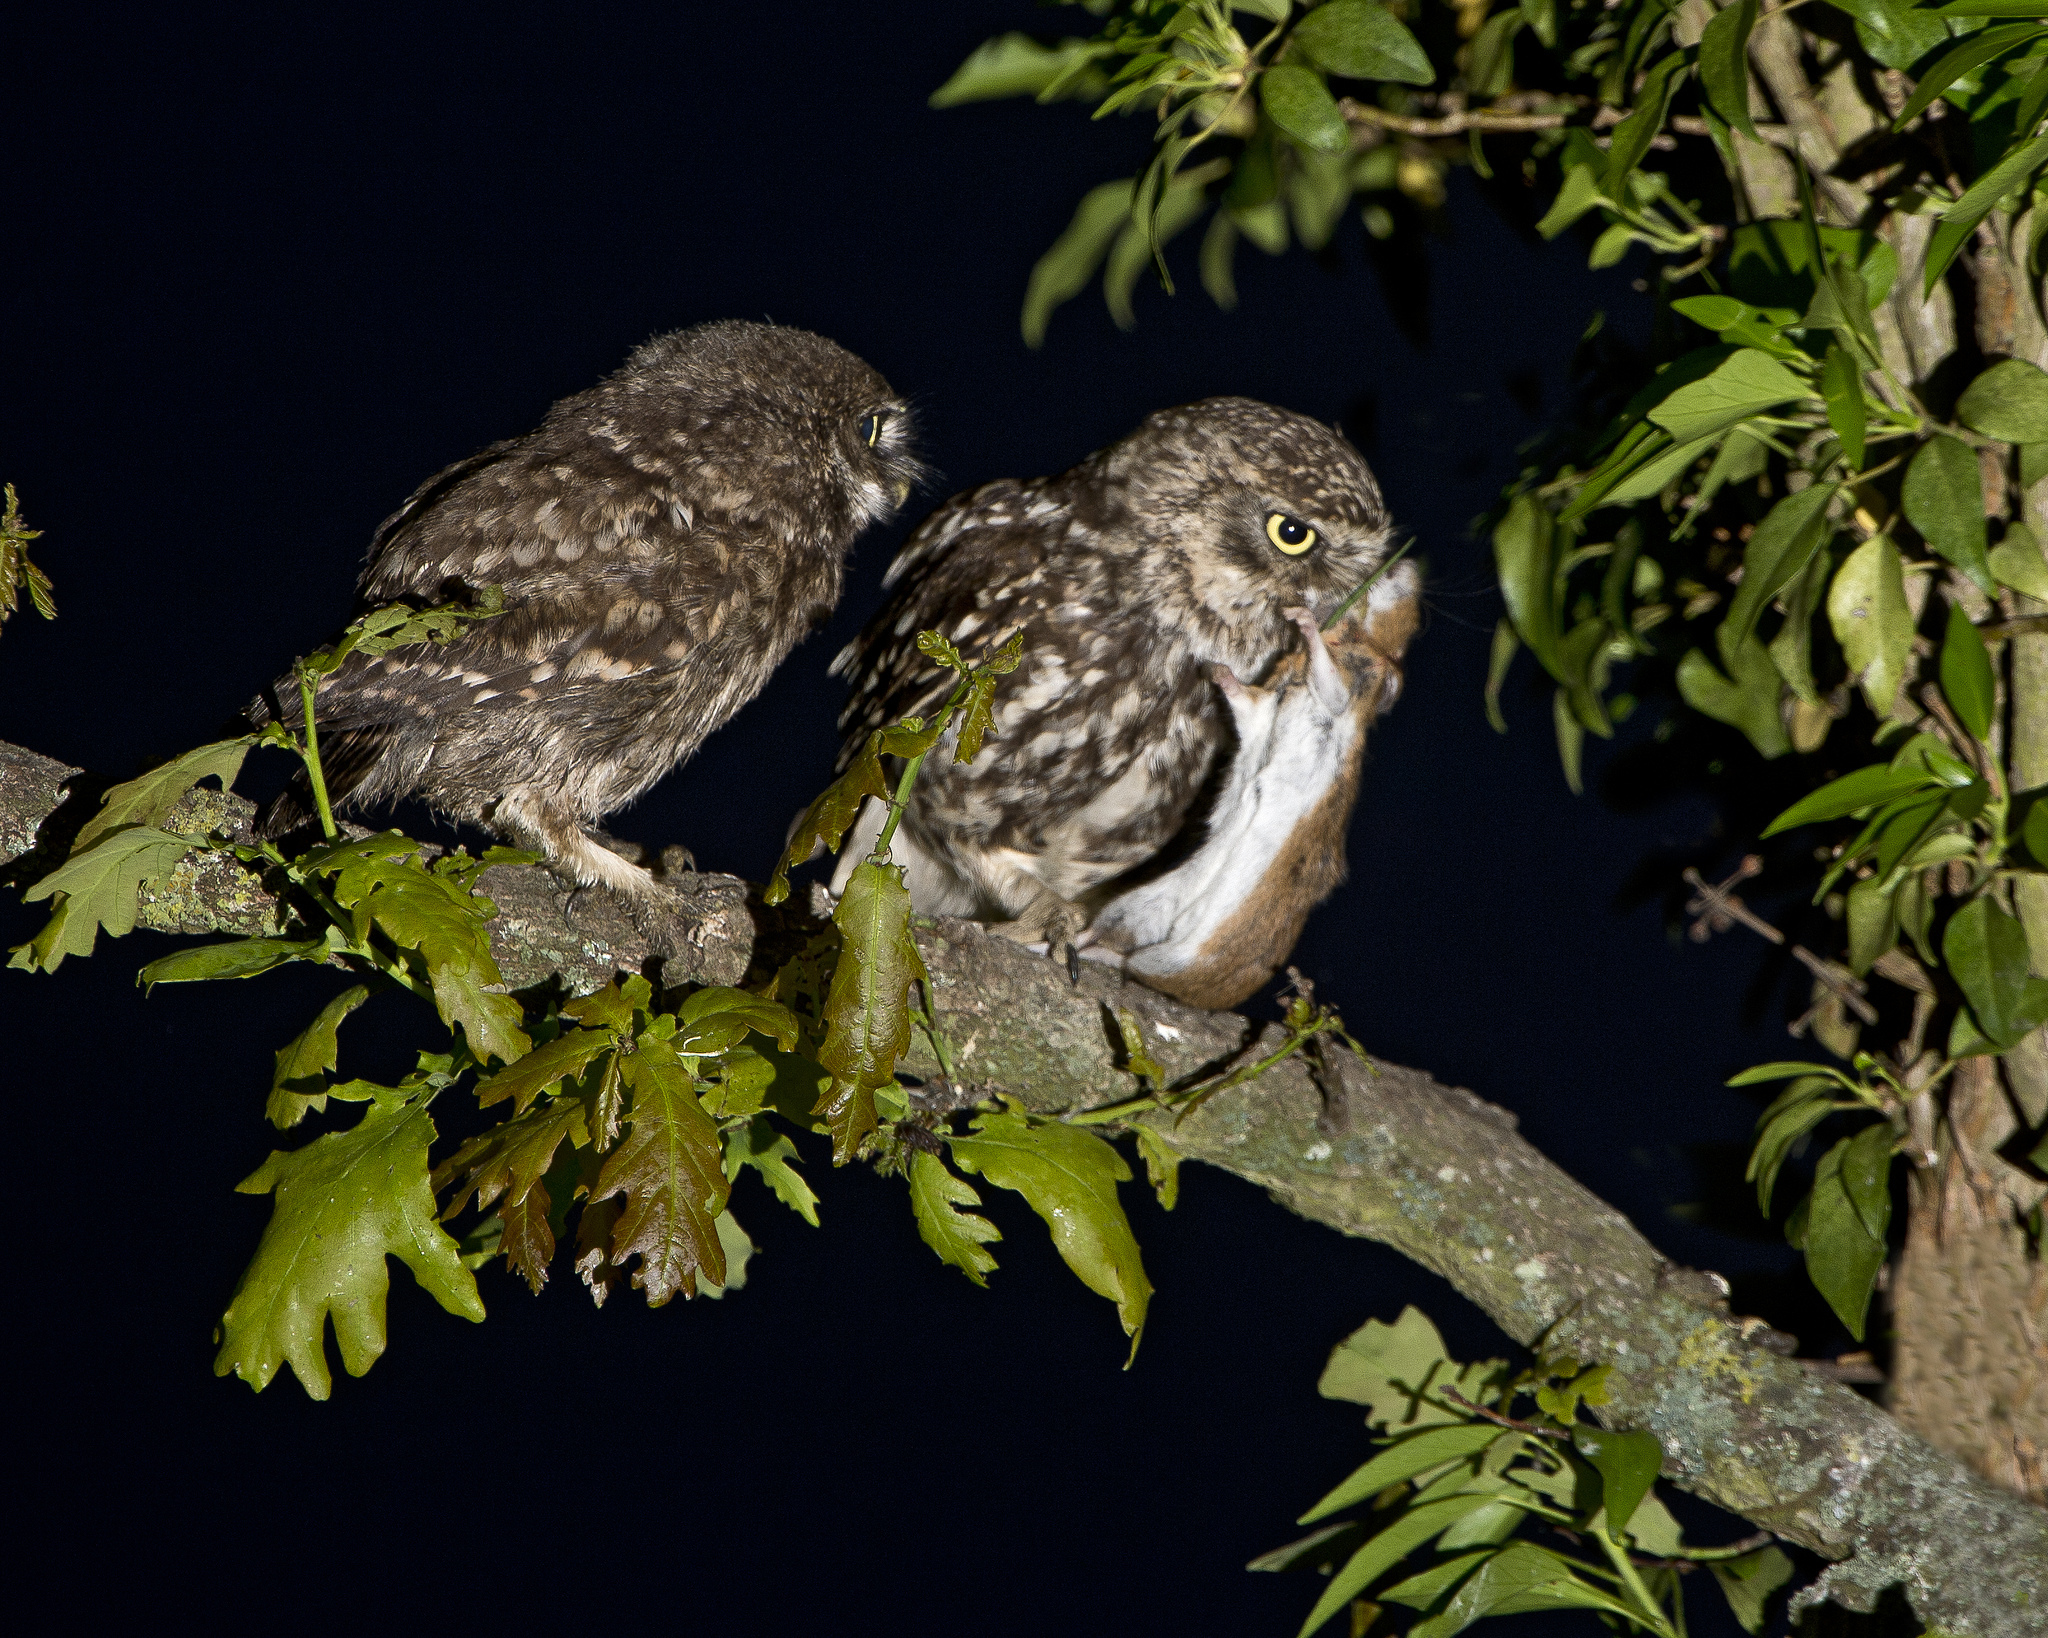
[4, 7, 1828, 1634]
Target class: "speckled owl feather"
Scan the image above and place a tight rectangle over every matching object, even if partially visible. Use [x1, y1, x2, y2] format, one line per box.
[830, 397, 1394, 940]
[256, 319, 922, 898]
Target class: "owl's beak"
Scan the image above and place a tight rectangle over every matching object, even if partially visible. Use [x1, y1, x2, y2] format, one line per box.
[893, 479, 913, 506]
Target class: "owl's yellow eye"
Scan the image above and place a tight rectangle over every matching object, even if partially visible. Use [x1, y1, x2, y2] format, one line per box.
[858, 412, 885, 448]
[1265, 512, 1317, 555]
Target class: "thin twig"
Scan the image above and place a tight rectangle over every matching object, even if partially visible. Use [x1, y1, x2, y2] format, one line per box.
[1685, 860, 1879, 1024]
[1440, 1386, 1570, 1441]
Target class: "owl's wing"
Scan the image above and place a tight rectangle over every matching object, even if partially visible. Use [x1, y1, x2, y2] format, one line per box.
[830, 478, 1056, 770]
[281, 444, 716, 733]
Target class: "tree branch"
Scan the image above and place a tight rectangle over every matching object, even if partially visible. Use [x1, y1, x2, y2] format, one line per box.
[2, 738, 2041, 1633]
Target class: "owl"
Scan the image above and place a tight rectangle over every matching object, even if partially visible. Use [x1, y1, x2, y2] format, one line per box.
[828, 396, 1401, 965]
[256, 319, 922, 911]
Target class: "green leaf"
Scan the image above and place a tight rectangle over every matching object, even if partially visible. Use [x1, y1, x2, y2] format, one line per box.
[72, 737, 253, 854]
[1700, 0, 1760, 137]
[1958, 356, 2048, 445]
[475, 1026, 614, 1114]
[929, 34, 1108, 107]
[1945, 892, 2040, 1045]
[1493, 495, 1559, 674]
[1535, 164, 1605, 239]
[1677, 639, 1791, 758]
[675, 985, 800, 1057]
[1940, 602, 1996, 743]
[1769, 545, 1831, 705]
[1599, 431, 1721, 509]
[1132, 1122, 1182, 1209]
[1840, 1118, 1896, 1243]
[312, 833, 530, 1065]
[1748, 1077, 1839, 1212]
[1847, 874, 1901, 974]
[217, 1098, 483, 1396]
[1729, 1059, 1854, 1086]
[1647, 349, 1812, 444]
[1465, 8, 1525, 98]
[907, 1148, 1000, 1284]
[1261, 63, 1349, 153]
[1926, 134, 2048, 293]
[1824, 0, 1953, 69]
[1299, 1423, 1504, 1524]
[1989, 525, 2048, 599]
[1484, 617, 1519, 733]
[1729, 220, 1897, 311]
[1293, 0, 1434, 83]
[1319, 1306, 1506, 1432]
[950, 1106, 1152, 1358]
[9, 825, 193, 972]
[1022, 179, 1135, 348]
[590, 1035, 729, 1303]
[1820, 344, 1868, 469]
[1408, 1541, 1645, 1630]
[766, 727, 901, 903]
[1603, 51, 1688, 194]
[1103, 161, 1217, 326]
[1893, 23, 2045, 129]
[1710, 1545, 1797, 1635]
[1903, 434, 1995, 595]
[1765, 765, 1942, 835]
[1828, 535, 1915, 717]
[434, 1096, 586, 1292]
[1799, 1131, 1891, 1339]
[137, 935, 325, 989]
[1718, 483, 1837, 664]
[1573, 1427, 1663, 1538]
[816, 858, 928, 1163]
[268, 983, 372, 1128]
[1296, 1495, 1503, 1637]
[725, 1116, 821, 1227]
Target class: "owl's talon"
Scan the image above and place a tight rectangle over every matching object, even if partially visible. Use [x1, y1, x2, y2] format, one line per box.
[1065, 943, 1082, 985]
[656, 843, 697, 876]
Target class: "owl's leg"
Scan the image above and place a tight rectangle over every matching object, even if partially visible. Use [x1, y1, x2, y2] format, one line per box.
[492, 789, 658, 896]
[985, 886, 1090, 975]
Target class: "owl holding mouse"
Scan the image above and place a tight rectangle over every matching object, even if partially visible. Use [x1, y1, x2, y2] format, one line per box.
[255, 319, 922, 930]
[830, 396, 1418, 1007]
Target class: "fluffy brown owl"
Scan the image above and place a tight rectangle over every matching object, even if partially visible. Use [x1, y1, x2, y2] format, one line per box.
[257, 319, 921, 905]
[828, 396, 1398, 956]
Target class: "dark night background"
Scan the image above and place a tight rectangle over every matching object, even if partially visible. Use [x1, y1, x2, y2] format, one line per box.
[4, 7, 1834, 1635]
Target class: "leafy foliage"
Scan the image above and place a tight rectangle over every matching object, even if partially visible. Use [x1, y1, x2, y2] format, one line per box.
[946, 0, 2048, 1417]
[1261, 1307, 1794, 1637]
[0, 483, 54, 632]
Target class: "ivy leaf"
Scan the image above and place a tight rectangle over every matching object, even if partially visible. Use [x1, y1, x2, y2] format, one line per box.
[908, 1148, 1001, 1284]
[1957, 356, 2048, 446]
[1709, 1545, 1797, 1635]
[589, 1036, 729, 1304]
[434, 1097, 585, 1292]
[217, 1098, 483, 1397]
[929, 34, 1109, 107]
[10, 825, 193, 971]
[1699, 0, 1760, 138]
[1718, 483, 1837, 664]
[1827, 535, 1915, 716]
[1647, 348, 1810, 445]
[1572, 1427, 1663, 1538]
[1820, 344, 1868, 468]
[816, 859, 928, 1163]
[1940, 602, 1996, 744]
[1298, 1423, 1502, 1524]
[72, 737, 254, 854]
[725, 1116, 821, 1227]
[1023, 179, 1135, 348]
[268, 983, 372, 1128]
[1292, 0, 1434, 85]
[137, 935, 327, 990]
[1261, 63, 1349, 154]
[1795, 1129, 1893, 1339]
[1903, 435, 1994, 595]
[950, 1106, 1152, 1358]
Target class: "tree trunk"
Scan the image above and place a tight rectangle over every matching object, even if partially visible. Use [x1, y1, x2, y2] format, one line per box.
[1887, 211, 2048, 1501]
